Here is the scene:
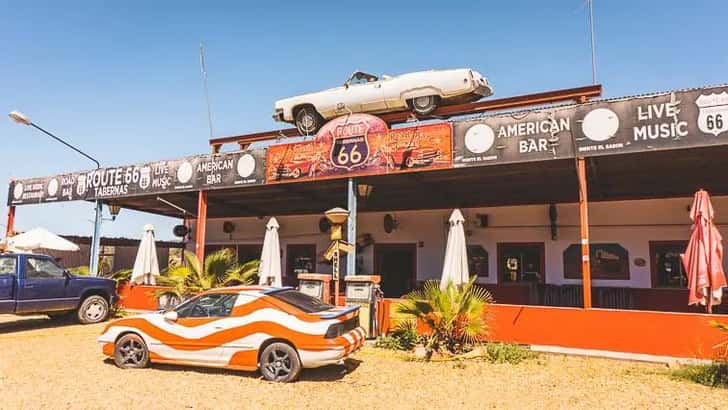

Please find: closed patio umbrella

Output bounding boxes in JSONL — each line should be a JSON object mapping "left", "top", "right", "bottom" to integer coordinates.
{"left": 131, "top": 224, "right": 160, "bottom": 285}
{"left": 259, "top": 217, "right": 282, "bottom": 287}
{"left": 2, "top": 227, "right": 80, "bottom": 252}
{"left": 440, "top": 209, "right": 469, "bottom": 290}
{"left": 682, "top": 190, "right": 727, "bottom": 313}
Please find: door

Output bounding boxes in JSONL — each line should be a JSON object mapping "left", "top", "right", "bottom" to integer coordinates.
{"left": 338, "top": 73, "right": 386, "bottom": 113}
{"left": 0, "top": 255, "right": 17, "bottom": 314}
{"left": 650, "top": 241, "right": 689, "bottom": 288}
{"left": 16, "top": 255, "right": 76, "bottom": 313}
{"left": 374, "top": 244, "right": 416, "bottom": 297}
{"left": 286, "top": 244, "right": 316, "bottom": 287}
{"left": 168, "top": 293, "right": 240, "bottom": 364}
{"left": 497, "top": 243, "right": 545, "bottom": 284}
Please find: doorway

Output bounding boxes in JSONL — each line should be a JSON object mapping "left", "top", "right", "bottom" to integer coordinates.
{"left": 649, "top": 241, "right": 688, "bottom": 288}
{"left": 497, "top": 242, "right": 545, "bottom": 284}
{"left": 286, "top": 244, "right": 316, "bottom": 287}
{"left": 374, "top": 244, "right": 416, "bottom": 297}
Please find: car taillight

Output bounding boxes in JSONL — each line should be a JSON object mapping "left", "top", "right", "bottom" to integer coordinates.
{"left": 325, "top": 323, "right": 345, "bottom": 339}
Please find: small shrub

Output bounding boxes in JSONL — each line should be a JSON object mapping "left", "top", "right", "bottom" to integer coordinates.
{"left": 375, "top": 320, "right": 421, "bottom": 351}
{"left": 485, "top": 343, "right": 538, "bottom": 364}
{"left": 672, "top": 363, "right": 728, "bottom": 388}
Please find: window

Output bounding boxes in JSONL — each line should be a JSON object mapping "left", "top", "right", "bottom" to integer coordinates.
{"left": 176, "top": 293, "right": 238, "bottom": 318}
{"left": 467, "top": 245, "right": 489, "bottom": 277}
{"left": 498, "top": 243, "right": 544, "bottom": 283}
{"left": 348, "top": 71, "right": 378, "bottom": 85}
{"left": 563, "top": 243, "right": 630, "bottom": 280}
{"left": 286, "top": 244, "right": 316, "bottom": 278}
{"left": 25, "top": 257, "right": 66, "bottom": 279}
{"left": 0, "top": 257, "right": 16, "bottom": 275}
{"left": 650, "top": 241, "right": 688, "bottom": 288}
{"left": 270, "top": 289, "right": 333, "bottom": 313}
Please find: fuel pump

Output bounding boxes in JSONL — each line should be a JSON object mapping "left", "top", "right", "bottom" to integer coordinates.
{"left": 344, "top": 275, "right": 382, "bottom": 339}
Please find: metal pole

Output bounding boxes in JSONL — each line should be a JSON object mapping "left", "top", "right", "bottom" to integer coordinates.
{"left": 5, "top": 205, "right": 15, "bottom": 239}
{"left": 577, "top": 157, "right": 592, "bottom": 308}
{"left": 89, "top": 201, "right": 102, "bottom": 275}
{"left": 195, "top": 191, "right": 208, "bottom": 264}
{"left": 588, "top": 0, "right": 597, "bottom": 84}
{"left": 347, "top": 178, "right": 357, "bottom": 276}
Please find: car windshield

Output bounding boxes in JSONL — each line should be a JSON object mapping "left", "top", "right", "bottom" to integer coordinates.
{"left": 270, "top": 289, "right": 333, "bottom": 313}
{"left": 348, "top": 71, "right": 378, "bottom": 85}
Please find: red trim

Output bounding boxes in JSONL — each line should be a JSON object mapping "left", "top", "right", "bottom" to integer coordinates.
{"left": 195, "top": 191, "right": 208, "bottom": 263}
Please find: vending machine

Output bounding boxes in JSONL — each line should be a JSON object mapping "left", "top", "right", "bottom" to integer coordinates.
{"left": 344, "top": 275, "right": 382, "bottom": 339}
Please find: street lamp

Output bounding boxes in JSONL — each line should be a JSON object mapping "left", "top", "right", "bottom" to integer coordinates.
{"left": 8, "top": 110, "right": 105, "bottom": 276}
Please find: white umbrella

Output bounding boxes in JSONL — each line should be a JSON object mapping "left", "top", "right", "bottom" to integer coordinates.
{"left": 131, "top": 224, "right": 160, "bottom": 285}
{"left": 2, "top": 227, "right": 80, "bottom": 252}
{"left": 440, "top": 209, "right": 469, "bottom": 290}
{"left": 258, "top": 217, "right": 282, "bottom": 287}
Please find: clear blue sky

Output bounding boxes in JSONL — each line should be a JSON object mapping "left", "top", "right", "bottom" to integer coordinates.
{"left": 1, "top": 0, "right": 726, "bottom": 241}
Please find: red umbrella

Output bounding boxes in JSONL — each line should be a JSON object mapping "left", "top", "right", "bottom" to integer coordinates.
{"left": 682, "top": 190, "right": 727, "bottom": 313}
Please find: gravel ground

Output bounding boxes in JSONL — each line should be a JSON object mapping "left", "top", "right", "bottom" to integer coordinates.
{"left": 1, "top": 314, "right": 727, "bottom": 410}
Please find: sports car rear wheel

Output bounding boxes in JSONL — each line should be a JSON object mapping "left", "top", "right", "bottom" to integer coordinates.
{"left": 113, "top": 334, "right": 150, "bottom": 369}
{"left": 409, "top": 95, "right": 440, "bottom": 116}
{"left": 295, "top": 106, "right": 323, "bottom": 135}
{"left": 260, "top": 342, "right": 301, "bottom": 383}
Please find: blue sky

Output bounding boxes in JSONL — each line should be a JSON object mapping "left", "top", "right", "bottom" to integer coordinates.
{"left": 1, "top": 0, "right": 726, "bottom": 241}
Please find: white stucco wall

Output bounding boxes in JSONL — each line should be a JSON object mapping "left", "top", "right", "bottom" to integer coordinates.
{"left": 191, "top": 196, "right": 728, "bottom": 289}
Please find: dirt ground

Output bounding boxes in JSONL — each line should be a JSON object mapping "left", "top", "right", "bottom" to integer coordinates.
{"left": 1, "top": 314, "right": 727, "bottom": 409}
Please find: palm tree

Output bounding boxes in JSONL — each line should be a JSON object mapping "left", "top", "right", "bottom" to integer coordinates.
{"left": 157, "top": 248, "right": 260, "bottom": 299}
{"left": 396, "top": 276, "right": 493, "bottom": 354}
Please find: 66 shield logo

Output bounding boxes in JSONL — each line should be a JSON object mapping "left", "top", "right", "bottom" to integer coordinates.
{"left": 330, "top": 120, "right": 370, "bottom": 170}
{"left": 696, "top": 92, "right": 728, "bottom": 137}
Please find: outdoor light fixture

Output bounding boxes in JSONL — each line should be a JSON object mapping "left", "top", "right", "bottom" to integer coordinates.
{"left": 108, "top": 204, "right": 122, "bottom": 221}
{"left": 8, "top": 111, "right": 31, "bottom": 126}
{"left": 325, "top": 207, "right": 350, "bottom": 240}
{"left": 357, "top": 183, "right": 373, "bottom": 199}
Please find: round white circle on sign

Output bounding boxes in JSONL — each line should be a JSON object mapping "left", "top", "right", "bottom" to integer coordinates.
{"left": 47, "top": 179, "right": 59, "bottom": 196}
{"left": 464, "top": 123, "right": 495, "bottom": 154}
{"left": 582, "top": 108, "right": 619, "bottom": 142}
{"left": 237, "top": 154, "right": 256, "bottom": 178}
{"left": 13, "top": 182, "right": 24, "bottom": 200}
{"left": 177, "top": 162, "right": 193, "bottom": 183}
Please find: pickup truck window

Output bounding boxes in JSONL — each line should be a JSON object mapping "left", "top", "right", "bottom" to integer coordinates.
{"left": 0, "top": 256, "right": 16, "bottom": 275}
{"left": 26, "top": 257, "right": 65, "bottom": 279}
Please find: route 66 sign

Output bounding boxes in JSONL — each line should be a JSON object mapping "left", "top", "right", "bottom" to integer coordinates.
{"left": 330, "top": 120, "right": 370, "bottom": 171}
{"left": 696, "top": 92, "right": 728, "bottom": 137}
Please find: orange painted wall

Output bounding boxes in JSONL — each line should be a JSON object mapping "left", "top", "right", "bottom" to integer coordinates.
{"left": 117, "top": 283, "right": 172, "bottom": 311}
{"left": 381, "top": 299, "right": 728, "bottom": 359}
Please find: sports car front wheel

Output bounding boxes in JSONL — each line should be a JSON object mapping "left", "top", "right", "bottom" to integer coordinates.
{"left": 409, "top": 95, "right": 440, "bottom": 116}
{"left": 260, "top": 342, "right": 301, "bottom": 382}
{"left": 295, "top": 106, "right": 323, "bottom": 136}
{"left": 113, "top": 333, "right": 150, "bottom": 369}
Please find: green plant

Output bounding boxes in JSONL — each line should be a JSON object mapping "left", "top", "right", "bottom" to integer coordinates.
{"left": 672, "top": 363, "right": 728, "bottom": 388}
{"left": 110, "top": 269, "right": 132, "bottom": 284}
{"left": 68, "top": 266, "right": 90, "bottom": 276}
{"left": 156, "top": 249, "right": 260, "bottom": 299}
{"left": 484, "top": 343, "right": 538, "bottom": 364}
{"left": 396, "top": 276, "right": 493, "bottom": 354}
{"left": 375, "top": 320, "right": 421, "bottom": 351}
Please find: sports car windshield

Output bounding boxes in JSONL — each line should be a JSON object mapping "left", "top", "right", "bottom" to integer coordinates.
{"left": 270, "top": 289, "right": 333, "bottom": 313}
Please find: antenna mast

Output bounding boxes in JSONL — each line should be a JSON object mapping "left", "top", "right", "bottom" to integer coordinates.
{"left": 199, "top": 42, "right": 215, "bottom": 139}
{"left": 588, "top": 0, "right": 597, "bottom": 84}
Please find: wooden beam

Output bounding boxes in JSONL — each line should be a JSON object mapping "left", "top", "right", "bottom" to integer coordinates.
{"left": 5, "top": 205, "right": 15, "bottom": 238}
{"left": 195, "top": 191, "right": 208, "bottom": 263}
{"left": 576, "top": 157, "right": 593, "bottom": 309}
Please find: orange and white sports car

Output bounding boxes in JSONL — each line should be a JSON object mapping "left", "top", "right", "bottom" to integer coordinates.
{"left": 98, "top": 287, "right": 365, "bottom": 382}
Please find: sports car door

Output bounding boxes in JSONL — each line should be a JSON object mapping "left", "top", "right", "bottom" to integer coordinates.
{"left": 166, "top": 293, "right": 239, "bottom": 365}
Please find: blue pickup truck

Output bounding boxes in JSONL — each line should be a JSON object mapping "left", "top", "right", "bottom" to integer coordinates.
{"left": 0, "top": 253, "right": 118, "bottom": 324}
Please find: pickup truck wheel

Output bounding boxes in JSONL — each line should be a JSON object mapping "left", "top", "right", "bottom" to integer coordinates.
{"left": 114, "top": 334, "right": 150, "bottom": 369}
{"left": 409, "top": 95, "right": 440, "bottom": 116}
{"left": 295, "top": 106, "right": 323, "bottom": 136}
{"left": 77, "top": 295, "right": 109, "bottom": 324}
{"left": 260, "top": 342, "right": 301, "bottom": 383}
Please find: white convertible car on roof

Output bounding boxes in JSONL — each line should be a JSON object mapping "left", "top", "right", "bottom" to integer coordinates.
{"left": 273, "top": 68, "right": 493, "bottom": 135}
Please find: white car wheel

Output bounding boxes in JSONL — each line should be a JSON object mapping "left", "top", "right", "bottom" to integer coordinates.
{"left": 295, "top": 106, "right": 323, "bottom": 135}
{"left": 410, "top": 95, "right": 439, "bottom": 116}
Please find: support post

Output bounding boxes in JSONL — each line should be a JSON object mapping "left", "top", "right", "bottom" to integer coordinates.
{"left": 195, "top": 191, "right": 208, "bottom": 264}
{"left": 577, "top": 157, "right": 592, "bottom": 308}
{"left": 88, "top": 201, "right": 103, "bottom": 276}
{"left": 5, "top": 205, "right": 15, "bottom": 239}
{"left": 347, "top": 178, "right": 357, "bottom": 276}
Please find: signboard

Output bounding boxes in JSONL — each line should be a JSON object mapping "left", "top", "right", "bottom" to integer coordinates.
{"left": 572, "top": 85, "right": 728, "bottom": 156}
{"left": 7, "top": 149, "right": 266, "bottom": 206}
{"left": 453, "top": 108, "right": 575, "bottom": 167}
{"left": 266, "top": 114, "right": 452, "bottom": 183}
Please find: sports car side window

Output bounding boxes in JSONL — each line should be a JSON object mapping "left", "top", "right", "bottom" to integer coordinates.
{"left": 185, "top": 294, "right": 238, "bottom": 318}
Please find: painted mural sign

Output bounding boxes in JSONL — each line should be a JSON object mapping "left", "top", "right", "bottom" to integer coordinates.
{"left": 265, "top": 114, "right": 452, "bottom": 183}
{"left": 572, "top": 85, "right": 728, "bottom": 156}
{"left": 7, "top": 149, "right": 266, "bottom": 206}
{"left": 453, "top": 108, "right": 575, "bottom": 167}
